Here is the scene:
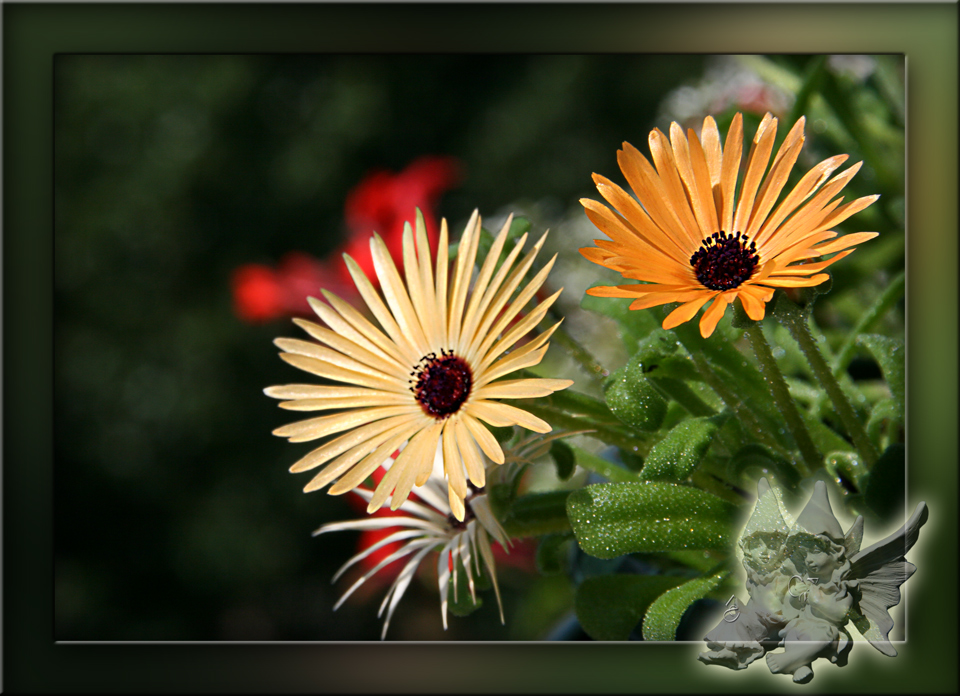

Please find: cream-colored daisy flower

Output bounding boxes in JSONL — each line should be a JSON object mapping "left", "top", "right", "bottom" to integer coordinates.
{"left": 581, "top": 112, "right": 879, "bottom": 338}
{"left": 266, "top": 209, "right": 573, "bottom": 521}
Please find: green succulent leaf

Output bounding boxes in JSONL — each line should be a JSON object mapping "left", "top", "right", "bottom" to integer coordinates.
{"left": 824, "top": 450, "right": 869, "bottom": 493}
{"left": 549, "top": 440, "right": 576, "bottom": 481}
{"left": 668, "top": 320, "right": 783, "bottom": 435}
{"left": 866, "top": 398, "right": 902, "bottom": 445}
{"left": 566, "top": 482, "right": 739, "bottom": 559}
{"left": 446, "top": 558, "right": 487, "bottom": 617}
{"left": 726, "top": 443, "right": 802, "bottom": 492}
{"left": 604, "top": 346, "right": 669, "bottom": 432}
{"left": 447, "top": 592, "right": 483, "bottom": 617}
{"left": 641, "top": 414, "right": 728, "bottom": 482}
{"left": 856, "top": 334, "right": 905, "bottom": 417}
{"left": 575, "top": 574, "right": 688, "bottom": 641}
{"left": 490, "top": 485, "right": 572, "bottom": 538}
{"left": 641, "top": 571, "right": 728, "bottom": 641}
{"left": 801, "top": 412, "right": 856, "bottom": 456}
{"left": 535, "top": 533, "right": 573, "bottom": 576}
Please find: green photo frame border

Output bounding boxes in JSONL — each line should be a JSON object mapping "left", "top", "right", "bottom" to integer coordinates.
{"left": 4, "top": 2, "right": 956, "bottom": 693}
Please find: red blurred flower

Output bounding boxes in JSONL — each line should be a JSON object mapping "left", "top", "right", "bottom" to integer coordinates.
{"left": 232, "top": 156, "right": 461, "bottom": 324}
{"left": 231, "top": 252, "right": 354, "bottom": 324}
{"left": 337, "top": 155, "right": 462, "bottom": 283}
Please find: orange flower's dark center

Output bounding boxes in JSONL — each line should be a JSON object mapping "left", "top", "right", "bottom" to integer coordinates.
{"left": 690, "top": 231, "right": 760, "bottom": 291}
{"left": 410, "top": 349, "right": 472, "bottom": 418}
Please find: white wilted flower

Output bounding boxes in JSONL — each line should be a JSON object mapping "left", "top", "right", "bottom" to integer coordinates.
{"left": 314, "top": 444, "right": 511, "bottom": 640}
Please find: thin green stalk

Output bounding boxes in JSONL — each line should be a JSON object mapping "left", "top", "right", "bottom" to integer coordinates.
{"left": 832, "top": 271, "right": 905, "bottom": 375}
{"left": 743, "top": 323, "right": 821, "bottom": 475}
{"left": 569, "top": 445, "right": 641, "bottom": 483}
{"left": 687, "top": 351, "right": 795, "bottom": 466}
{"left": 546, "top": 315, "right": 610, "bottom": 385}
{"left": 516, "top": 401, "right": 651, "bottom": 457}
{"left": 649, "top": 376, "right": 716, "bottom": 418}
{"left": 775, "top": 308, "right": 879, "bottom": 467}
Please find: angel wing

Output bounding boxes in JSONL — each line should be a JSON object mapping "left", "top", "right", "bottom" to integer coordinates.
{"left": 845, "top": 502, "right": 928, "bottom": 656}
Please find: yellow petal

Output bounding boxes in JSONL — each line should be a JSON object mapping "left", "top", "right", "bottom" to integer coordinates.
{"left": 344, "top": 253, "right": 420, "bottom": 363}
{"left": 442, "top": 422, "right": 468, "bottom": 506}
{"left": 331, "top": 420, "right": 423, "bottom": 497}
{"left": 272, "top": 405, "right": 419, "bottom": 443}
{"left": 745, "top": 116, "right": 805, "bottom": 238}
{"left": 447, "top": 210, "right": 481, "bottom": 348}
{"left": 371, "top": 232, "right": 430, "bottom": 357}
{"left": 278, "top": 353, "right": 406, "bottom": 392}
{"left": 288, "top": 414, "right": 415, "bottom": 474}
{"left": 315, "top": 292, "right": 409, "bottom": 370}
{"left": 302, "top": 417, "right": 422, "bottom": 491}
{"left": 468, "top": 400, "right": 552, "bottom": 433}
{"left": 453, "top": 416, "right": 486, "bottom": 488}
{"left": 461, "top": 412, "right": 505, "bottom": 465}
{"left": 474, "top": 378, "right": 573, "bottom": 400}
{"left": 459, "top": 214, "right": 514, "bottom": 349}
{"left": 291, "top": 318, "right": 404, "bottom": 377}
{"left": 737, "top": 285, "right": 770, "bottom": 321}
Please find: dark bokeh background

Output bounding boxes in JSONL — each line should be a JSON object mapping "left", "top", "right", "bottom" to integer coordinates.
{"left": 54, "top": 54, "right": 708, "bottom": 641}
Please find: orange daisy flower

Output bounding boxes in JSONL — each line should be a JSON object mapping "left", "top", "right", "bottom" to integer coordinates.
{"left": 580, "top": 112, "right": 879, "bottom": 338}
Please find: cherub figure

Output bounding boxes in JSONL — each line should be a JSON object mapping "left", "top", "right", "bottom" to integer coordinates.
{"left": 700, "top": 479, "right": 928, "bottom": 684}
{"left": 699, "top": 478, "right": 792, "bottom": 669}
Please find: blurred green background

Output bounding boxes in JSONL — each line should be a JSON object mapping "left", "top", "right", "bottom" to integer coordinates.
{"left": 55, "top": 54, "right": 714, "bottom": 641}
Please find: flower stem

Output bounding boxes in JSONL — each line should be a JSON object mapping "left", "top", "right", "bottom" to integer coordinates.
{"left": 831, "top": 271, "right": 905, "bottom": 375}
{"left": 773, "top": 303, "right": 879, "bottom": 467}
{"left": 743, "top": 322, "right": 821, "bottom": 475}
{"left": 545, "top": 311, "right": 610, "bottom": 385}
{"left": 686, "top": 351, "right": 795, "bottom": 467}
{"left": 516, "top": 400, "right": 651, "bottom": 457}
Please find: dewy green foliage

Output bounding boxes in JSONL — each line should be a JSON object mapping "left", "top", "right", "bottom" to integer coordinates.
{"left": 605, "top": 363, "right": 668, "bottom": 432}
{"left": 641, "top": 415, "right": 728, "bottom": 481}
{"left": 575, "top": 574, "right": 688, "bottom": 641}
{"left": 489, "top": 484, "right": 572, "bottom": 538}
{"left": 856, "top": 334, "right": 905, "bottom": 417}
{"left": 566, "top": 482, "right": 738, "bottom": 558}
{"left": 641, "top": 572, "right": 728, "bottom": 641}
{"left": 549, "top": 440, "right": 576, "bottom": 481}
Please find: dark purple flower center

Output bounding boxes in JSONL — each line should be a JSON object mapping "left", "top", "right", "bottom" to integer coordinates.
{"left": 410, "top": 349, "right": 472, "bottom": 418}
{"left": 690, "top": 230, "right": 760, "bottom": 291}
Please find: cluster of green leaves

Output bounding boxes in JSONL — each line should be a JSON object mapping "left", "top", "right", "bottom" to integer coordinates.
{"left": 481, "top": 282, "right": 904, "bottom": 640}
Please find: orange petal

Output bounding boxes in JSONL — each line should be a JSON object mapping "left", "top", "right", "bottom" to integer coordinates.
{"left": 699, "top": 293, "right": 734, "bottom": 338}
{"left": 662, "top": 293, "right": 714, "bottom": 330}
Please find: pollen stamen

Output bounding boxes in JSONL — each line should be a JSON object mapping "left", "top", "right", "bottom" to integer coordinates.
{"left": 410, "top": 350, "right": 472, "bottom": 419}
{"left": 690, "top": 230, "right": 760, "bottom": 291}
